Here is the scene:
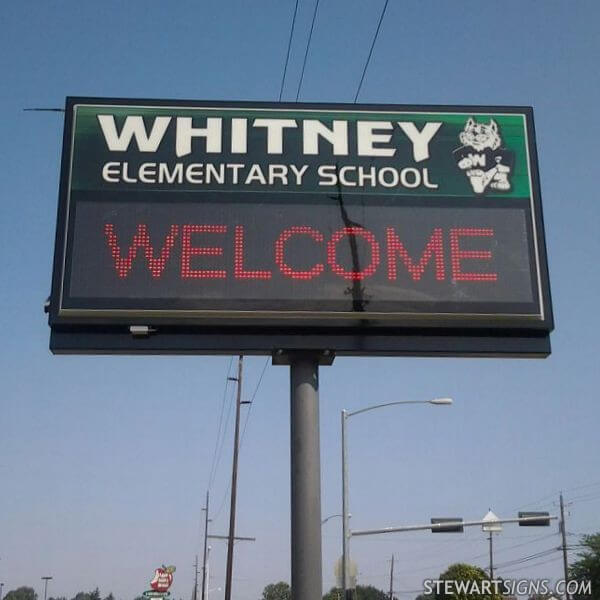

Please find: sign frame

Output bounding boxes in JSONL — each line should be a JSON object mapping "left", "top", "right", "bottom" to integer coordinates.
{"left": 48, "top": 97, "right": 553, "bottom": 356}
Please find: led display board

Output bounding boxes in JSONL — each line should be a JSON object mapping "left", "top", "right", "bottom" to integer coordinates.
{"left": 48, "top": 98, "right": 553, "bottom": 356}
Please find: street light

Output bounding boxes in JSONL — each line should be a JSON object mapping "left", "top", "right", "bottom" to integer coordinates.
{"left": 341, "top": 398, "right": 453, "bottom": 600}
{"left": 41, "top": 577, "right": 53, "bottom": 600}
{"left": 322, "top": 513, "right": 348, "bottom": 525}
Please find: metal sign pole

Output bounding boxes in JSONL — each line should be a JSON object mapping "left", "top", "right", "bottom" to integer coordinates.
{"left": 289, "top": 353, "right": 324, "bottom": 600}
{"left": 341, "top": 410, "right": 350, "bottom": 600}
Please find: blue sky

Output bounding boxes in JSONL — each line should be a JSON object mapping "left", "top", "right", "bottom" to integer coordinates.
{"left": 1, "top": 1, "right": 599, "bottom": 599}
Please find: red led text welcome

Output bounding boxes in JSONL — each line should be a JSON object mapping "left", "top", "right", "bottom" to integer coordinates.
{"left": 103, "top": 224, "right": 498, "bottom": 283}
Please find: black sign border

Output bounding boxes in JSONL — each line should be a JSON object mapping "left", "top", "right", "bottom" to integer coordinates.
{"left": 48, "top": 97, "right": 553, "bottom": 356}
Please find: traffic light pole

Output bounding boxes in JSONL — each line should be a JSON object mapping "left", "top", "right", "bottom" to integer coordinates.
{"left": 352, "top": 515, "right": 557, "bottom": 537}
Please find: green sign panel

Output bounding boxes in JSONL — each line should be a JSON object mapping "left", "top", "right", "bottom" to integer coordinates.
{"left": 70, "top": 105, "right": 531, "bottom": 198}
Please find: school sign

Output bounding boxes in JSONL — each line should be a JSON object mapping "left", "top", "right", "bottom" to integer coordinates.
{"left": 48, "top": 98, "right": 553, "bottom": 356}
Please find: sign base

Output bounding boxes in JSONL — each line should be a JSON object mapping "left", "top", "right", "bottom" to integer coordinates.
{"left": 50, "top": 327, "right": 550, "bottom": 357}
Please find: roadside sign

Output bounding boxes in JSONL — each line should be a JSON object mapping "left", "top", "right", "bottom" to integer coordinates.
{"left": 48, "top": 98, "right": 553, "bottom": 356}
{"left": 482, "top": 509, "right": 503, "bottom": 532}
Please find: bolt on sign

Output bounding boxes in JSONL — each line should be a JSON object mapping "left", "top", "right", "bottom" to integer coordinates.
{"left": 48, "top": 98, "right": 553, "bottom": 356}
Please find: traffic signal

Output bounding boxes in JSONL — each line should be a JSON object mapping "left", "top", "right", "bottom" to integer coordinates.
{"left": 431, "top": 518, "right": 464, "bottom": 533}
{"left": 518, "top": 511, "right": 551, "bottom": 526}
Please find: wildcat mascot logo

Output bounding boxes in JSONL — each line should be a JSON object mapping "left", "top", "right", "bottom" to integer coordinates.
{"left": 453, "top": 118, "right": 514, "bottom": 194}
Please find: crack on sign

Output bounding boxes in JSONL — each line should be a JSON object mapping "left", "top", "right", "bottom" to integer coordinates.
{"left": 329, "top": 165, "right": 372, "bottom": 317}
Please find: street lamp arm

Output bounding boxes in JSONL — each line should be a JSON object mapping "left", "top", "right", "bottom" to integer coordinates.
{"left": 322, "top": 513, "right": 344, "bottom": 524}
{"left": 347, "top": 398, "right": 451, "bottom": 418}
{"left": 341, "top": 396, "right": 452, "bottom": 599}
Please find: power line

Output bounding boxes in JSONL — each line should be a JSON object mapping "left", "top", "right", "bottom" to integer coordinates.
{"left": 467, "top": 533, "right": 557, "bottom": 562}
{"left": 208, "top": 357, "right": 233, "bottom": 486}
{"left": 493, "top": 547, "right": 560, "bottom": 570}
{"left": 498, "top": 554, "right": 562, "bottom": 575}
{"left": 569, "top": 491, "right": 600, "bottom": 503}
{"left": 565, "top": 480, "right": 600, "bottom": 493}
{"left": 353, "top": 0, "right": 390, "bottom": 103}
{"left": 212, "top": 359, "right": 269, "bottom": 521}
{"left": 240, "top": 357, "right": 269, "bottom": 447}
{"left": 208, "top": 357, "right": 235, "bottom": 489}
{"left": 295, "top": 0, "right": 321, "bottom": 101}
{"left": 279, "top": 0, "right": 300, "bottom": 102}
{"left": 210, "top": 381, "right": 237, "bottom": 491}
{"left": 375, "top": 533, "right": 558, "bottom": 577}
{"left": 212, "top": 472, "right": 233, "bottom": 522}
{"left": 511, "top": 479, "right": 600, "bottom": 512}
{"left": 511, "top": 491, "right": 558, "bottom": 511}
{"left": 199, "top": 358, "right": 235, "bottom": 555}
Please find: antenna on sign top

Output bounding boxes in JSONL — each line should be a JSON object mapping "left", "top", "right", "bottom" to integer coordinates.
{"left": 23, "top": 108, "right": 65, "bottom": 112}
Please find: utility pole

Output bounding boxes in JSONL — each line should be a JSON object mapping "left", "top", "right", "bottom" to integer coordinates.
{"left": 224, "top": 355, "right": 244, "bottom": 600}
{"left": 488, "top": 532, "right": 494, "bottom": 579}
{"left": 389, "top": 554, "right": 394, "bottom": 600}
{"left": 41, "top": 577, "right": 52, "bottom": 600}
{"left": 560, "top": 492, "right": 569, "bottom": 600}
{"left": 205, "top": 546, "right": 211, "bottom": 600}
{"left": 192, "top": 555, "right": 198, "bottom": 600}
{"left": 201, "top": 490, "right": 210, "bottom": 600}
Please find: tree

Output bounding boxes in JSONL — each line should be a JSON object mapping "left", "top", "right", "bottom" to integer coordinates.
{"left": 323, "top": 586, "right": 391, "bottom": 600}
{"left": 355, "top": 586, "right": 393, "bottom": 600}
{"left": 3, "top": 588, "right": 37, "bottom": 600}
{"left": 261, "top": 582, "right": 291, "bottom": 600}
{"left": 70, "top": 588, "right": 102, "bottom": 600}
{"left": 435, "top": 563, "right": 498, "bottom": 600}
{"left": 570, "top": 532, "right": 600, "bottom": 600}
